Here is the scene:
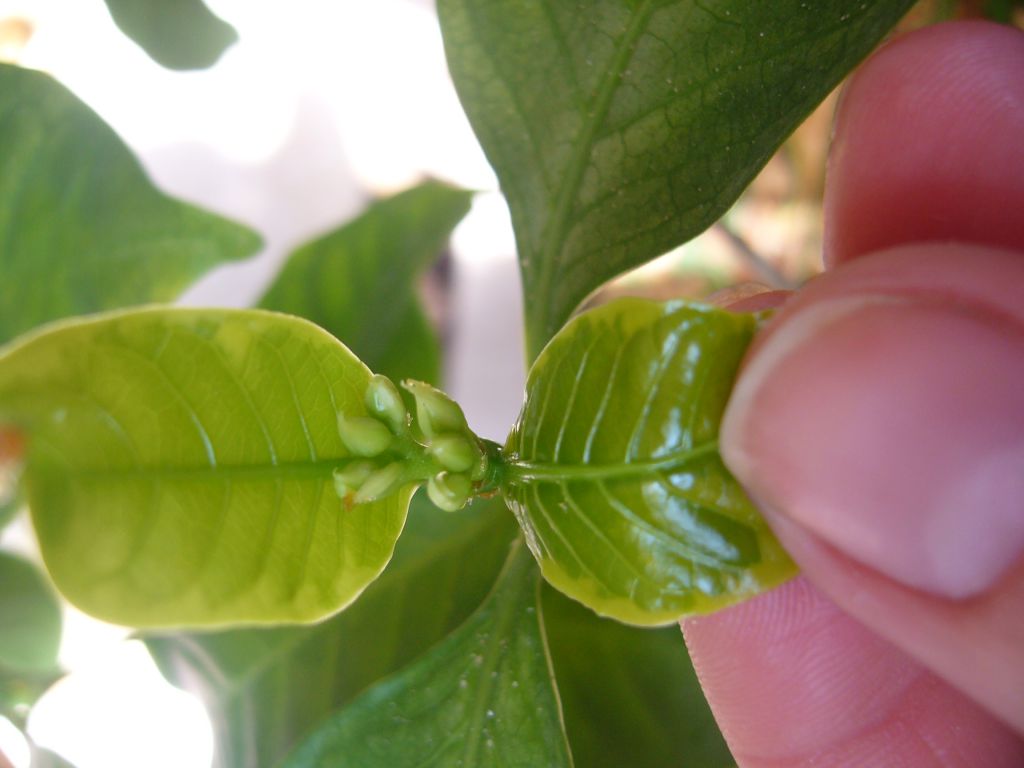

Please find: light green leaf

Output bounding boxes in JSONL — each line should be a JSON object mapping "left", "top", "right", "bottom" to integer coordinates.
{"left": 543, "top": 585, "right": 732, "bottom": 767}
{"left": 259, "top": 181, "right": 473, "bottom": 386}
{"left": 0, "top": 64, "right": 261, "bottom": 344}
{"left": 437, "top": 0, "right": 913, "bottom": 354}
{"left": 0, "top": 552, "right": 62, "bottom": 675}
{"left": 0, "top": 308, "right": 411, "bottom": 627}
{"left": 502, "top": 299, "right": 795, "bottom": 625}
{"left": 282, "top": 541, "right": 573, "bottom": 768}
{"left": 30, "top": 745, "right": 77, "bottom": 768}
{"left": 145, "top": 493, "right": 517, "bottom": 768}
{"left": 103, "top": 0, "right": 238, "bottom": 70}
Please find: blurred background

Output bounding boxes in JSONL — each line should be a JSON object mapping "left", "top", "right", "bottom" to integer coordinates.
{"left": 0, "top": 1, "right": 1020, "bottom": 766}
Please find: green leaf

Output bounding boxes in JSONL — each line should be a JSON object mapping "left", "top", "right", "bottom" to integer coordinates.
{"left": 0, "top": 429, "right": 23, "bottom": 532}
{"left": 282, "top": 541, "right": 573, "bottom": 768}
{"left": 982, "top": 0, "right": 1024, "bottom": 23}
{"left": 259, "top": 181, "right": 473, "bottom": 386}
{"left": 542, "top": 585, "right": 732, "bottom": 767}
{"left": 0, "top": 483, "right": 20, "bottom": 533}
{"left": 437, "top": 0, "right": 913, "bottom": 354}
{"left": 0, "top": 552, "right": 62, "bottom": 675}
{"left": 103, "top": 0, "right": 238, "bottom": 70}
{"left": 0, "top": 64, "right": 261, "bottom": 344}
{"left": 146, "top": 493, "right": 517, "bottom": 768}
{"left": 0, "top": 308, "right": 411, "bottom": 627}
{"left": 30, "top": 746, "right": 77, "bottom": 768}
{"left": 502, "top": 299, "right": 795, "bottom": 625}
{"left": 0, "top": 667, "right": 63, "bottom": 729}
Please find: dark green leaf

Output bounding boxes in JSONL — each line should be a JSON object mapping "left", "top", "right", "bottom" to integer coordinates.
{"left": 103, "top": 0, "right": 238, "bottom": 70}
{"left": 0, "top": 308, "right": 412, "bottom": 627}
{"left": 146, "top": 493, "right": 517, "bottom": 768}
{"left": 503, "top": 299, "right": 795, "bottom": 624}
{"left": 978, "top": 0, "right": 1024, "bottom": 23}
{"left": 0, "top": 552, "right": 61, "bottom": 674}
{"left": 0, "top": 64, "right": 261, "bottom": 344}
{"left": 543, "top": 585, "right": 732, "bottom": 767}
{"left": 259, "top": 181, "right": 473, "bottom": 386}
{"left": 282, "top": 541, "right": 573, "bottom": 768}
{"left": 437, "top": 0, "right": 913, "bottom": 354}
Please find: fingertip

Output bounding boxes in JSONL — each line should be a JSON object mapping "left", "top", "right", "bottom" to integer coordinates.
{"left": 721, "top": 245, "right": 1024, "bottom": 600}
{"left": 682, "top": 578, "right": 1024, "bottom": 765}
{"left": 763, "top": 511, "right": 1024, "bottom": 736}
{"left": 825, "top": 21, "right": 1024, "bottom": 267}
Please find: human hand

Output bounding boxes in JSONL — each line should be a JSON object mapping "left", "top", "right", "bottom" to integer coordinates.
{"left": 683, "top": 21, "right": 1024, "bottom": 766}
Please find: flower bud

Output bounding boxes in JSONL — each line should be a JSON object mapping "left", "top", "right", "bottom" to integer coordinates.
{"left": 402, "top": 380, "right": 467, "bottom": 439}
{"left": 428, "top": 434, "right": 480, "bottom": 473}
{"left": 332, "top": 461, "right": 376, "bottom": 498}
{"left": 354, "top": 462, "right": 405, "bottom": 505}
{"left": 337, "top": 413, "right": 393, "bottom": 457}
{"left": 364, "top": 375, "right": 407, "bottom": 431}
{"left": 426, "top": 471, "right": 472, "bottom": 512}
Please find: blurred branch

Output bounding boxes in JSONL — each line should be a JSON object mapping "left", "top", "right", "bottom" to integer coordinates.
{"left": 714, "top": 221, "right": 797, "bottom": 290}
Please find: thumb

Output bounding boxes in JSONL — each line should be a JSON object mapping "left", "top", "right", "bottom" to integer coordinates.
{"left": 720, "top": 243, "right": 1024, "bottom": 732}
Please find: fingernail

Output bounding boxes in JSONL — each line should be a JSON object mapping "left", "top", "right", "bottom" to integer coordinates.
{"left": 722, "top": 296, "right": 1024, "bottom": 598}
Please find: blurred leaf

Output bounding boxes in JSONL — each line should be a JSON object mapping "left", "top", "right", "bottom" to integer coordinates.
{"left": 146, "top": 493, "right": 517, "bottom": 768}
{"left": 543, "top": 586, "right": 732, "bottom": 767}
{"left": 0, "top": 428, "right": 24, "bottom": 532}
{"left": 0, "top": 308, "right": 411, "bottom": 627}
{"left": 0, "top": 667, "right": 61, "bottom": 725}
{"left": 259, "top": 181, "right": 473, "bottom": 386}
{"left": 0, "top": 483, "right": 19, "bottom": 533}
{"left": 282, "top": 541, "right": 573, "bottom": 768}
{"left": 983, "top": 0, "right": 1024, "bottom": 22}
{"left": 31, "top": 748, "right": 77, "bottom": 768}
{"left": 438, "top": 0, "right": 914, "bottom": 354}
{"left": 0, "top": 64, "right": 261, "bottom": 344}
{"left": 104, "top": 0, "right": 238, "bottom": 70}
{"left": 503, "top": 299, "right": 795, "bottom": 624}
{"left": 0, "top": 552, "right": 61, "bottom": 675}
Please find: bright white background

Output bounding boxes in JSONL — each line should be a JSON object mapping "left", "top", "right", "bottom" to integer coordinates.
{"left": 0, "top": 1, "right": 528, "bottom": 765}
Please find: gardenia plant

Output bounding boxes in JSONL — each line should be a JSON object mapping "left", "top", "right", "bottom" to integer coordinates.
{"left": 0, "top": 1, "right": 921, "bottom": 765}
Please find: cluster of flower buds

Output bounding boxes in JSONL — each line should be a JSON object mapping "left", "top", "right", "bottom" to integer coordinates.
{"left": 332, "top": 375, "right": 493, "bottom": 512}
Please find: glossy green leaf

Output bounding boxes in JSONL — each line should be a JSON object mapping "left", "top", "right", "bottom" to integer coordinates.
{"left": 0, "top": 552, "right": 62, "bottom": 675}
{"left": 543, "top": 585, "right": 732, "bottom": 767}
{"left": 503, "top": 299, "right": 795, "bottom": 625}
{"left": 146, "top": 493, "right": 517, "bottom": 768}
{"left": 103, "top": 0, "right": 238, "bottom": 70}
{"left": 437, "top": 0, "right": 913, "bottom": 354}
{"left": 0, "top": 64, "right": 261, "bottom": 344}
{"left": 259, "top": 181, "right": 473, "bottom": 386}
{"left": 283, "top": 541, "right": 573, "bottom": 768}
{"left": 0, "top": 308, "right": 411, "bottom": 627}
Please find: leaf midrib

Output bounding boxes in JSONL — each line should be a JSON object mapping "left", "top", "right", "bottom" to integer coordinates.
{"left": 32, "top": 458, "right": 345, "bottom": 482}
{"left": 461, "top": 543, "right": 535, "bottom": 765}
{"left": 505, "top": 440, "right": 719, "bottom": 483}
{"left": 530, "top": 0, "right": 655, "bottom": 353}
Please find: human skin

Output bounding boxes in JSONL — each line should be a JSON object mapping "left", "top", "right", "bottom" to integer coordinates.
{"left": 682, "top": 21, "right": 1024, "bottom": 767}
